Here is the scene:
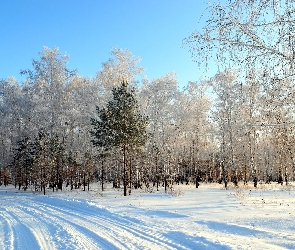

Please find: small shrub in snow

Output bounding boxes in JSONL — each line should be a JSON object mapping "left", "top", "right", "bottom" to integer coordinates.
{"left": 167, "top": 187, "right": 184, "bottom": 197}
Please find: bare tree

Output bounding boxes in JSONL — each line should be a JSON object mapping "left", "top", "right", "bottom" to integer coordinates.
{"left": 184, "top": 0, "right": 295, "bottom": 79}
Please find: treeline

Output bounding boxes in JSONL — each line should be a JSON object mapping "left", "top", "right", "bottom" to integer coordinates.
{"left": 183, "top": 0, "right": 295, "bottom": 188}
{"left": 0, "top": 47, "right": 212, "bottom": 195}
{"left": 1, "top": 45, "right": 295, "bottom": 195}
{"left": 10, "top": 130, "right": 95, "bottom": 194}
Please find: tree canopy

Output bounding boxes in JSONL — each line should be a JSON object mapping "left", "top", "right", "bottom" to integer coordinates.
{"left": 90, "top": 81, "right": 148, "bottom": 195}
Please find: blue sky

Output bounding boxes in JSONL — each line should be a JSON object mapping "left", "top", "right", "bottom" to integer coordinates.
{"left": 0, "top": 0, "right": 212, "bottom": 88}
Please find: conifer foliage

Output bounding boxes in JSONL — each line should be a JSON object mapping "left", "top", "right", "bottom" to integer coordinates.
{"left": 90, "top": 81, "right": 148, "bottom": 196}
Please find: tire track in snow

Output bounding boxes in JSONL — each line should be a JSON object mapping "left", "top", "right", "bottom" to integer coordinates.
{"left": 2, "top": 192, "right": 222, "bottom": 250}
{"left": 7, "top": 206, "right": 56, "bottom": 250}
{"left": 0, "top": 209, "right": 14, "bottom": 250}
{"left": 68, "top": 211, "right": 177, "bottom": 250}
{"left": 2, "top": 207, "right": 40, "bottom": 250}
{"left": 26, "top": 200, "right": 154, "bottom": 249}
{"left": 17, "top": 204, "right": 87, "bottom": 250}
{"left": 1, "top": 195, "right": 100, "bottom": 250}
{"left": 32, "top": 197, "right": 183, "bottom": 249}
{"left": 1, "top": 193, "right": 224, "bottom": 250}
{"left": 21, "top": 201, "right": 119, "bottom": 250}
{"left": 17, "top": 205, "right": 73, "bottom": 250}
{"left": 14, "top": 206, "right": 86, "bottom": 249}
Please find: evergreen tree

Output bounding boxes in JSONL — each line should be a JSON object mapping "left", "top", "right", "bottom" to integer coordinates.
{"left": 32, "top": 130, "right": 50, "bottom": 195}
{"left": 12, "top": 137, "right": 34, "bottom": 190}
{"left": 90, "top": 81, "right": 148, "bottom": 196}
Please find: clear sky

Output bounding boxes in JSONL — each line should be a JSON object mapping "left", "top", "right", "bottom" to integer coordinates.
{"left": 0, "top": 0, "right": 211, "bottom": 88}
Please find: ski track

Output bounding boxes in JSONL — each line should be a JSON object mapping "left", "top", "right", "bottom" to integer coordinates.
{"left": 6, "top": 206, "right": 56, "bottom": 250}
{"left": 28, "top": 197, "right": 182, "bottom": 249}
{"left": 0, "top": 194, "right": 185, "bottom": 250}
{"left": 1, "top": 207, "right": 40, "bottom": 250}
{"left": 1, "top": 188, "right": 295, "bottom": 250}
{"left": 16, "top": 202, "right": 112, "bottom": 250}
{"left": 0, "top": 209, "right": 14, "bottom": 250}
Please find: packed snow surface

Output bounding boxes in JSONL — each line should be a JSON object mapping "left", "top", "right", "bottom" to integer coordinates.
{"left": 0, "top": 183, "right": 295, "bottom": 249}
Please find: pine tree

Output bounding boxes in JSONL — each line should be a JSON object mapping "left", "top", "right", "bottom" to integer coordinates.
{"left": 32, "top": 130, "right": 50, "bottom": 195}
{"left": 12, "top": 137, "right": 34, "bottom": 191}
{"left": 90, "top": 81, "right": 148, "bottom": 196}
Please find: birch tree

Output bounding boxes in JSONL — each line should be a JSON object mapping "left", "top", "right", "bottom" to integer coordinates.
{"left": 184, "top": 0, "right": 295, "bottom": 185}
{"left": 0, "top": 77, "right": 32, "bottom": 169}
{"left": 209, "top": 69, "right": 244, "bottom": 187}
{"left": 20, "top": 47, "right": 77, "bottom": 139}
{"left": 94, "top": 48, "right": 145, "bottom": 103}
{"left": 138, "top": 73, "right": 179, "bottom": 190}
{"left": 175, "top": 81, "right": 212, "bottom": 186}
{"left": 184, "top": 0, "right": 295, "bottom": 79}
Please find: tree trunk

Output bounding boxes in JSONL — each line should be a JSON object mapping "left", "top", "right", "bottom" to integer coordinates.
{"left": 164, "top": 176, "right": 167, "bottom": 192}
{"left": 101, "top": 161, "right": 104, "bottom": 191}
{"left": 156, "top": 155, "right": 159, "bottom": 191}
{"left": 129, "top": 157, "right": 132, "bottom": 195}
{"left": 123, "top": 144, "right": 127, "bottom": 196}
{"left": 196, "top": 170, "right": 200, "bottom": 188}
{"left": 222, "top": 161, "right": 228, "bottom": 189}
{"left": 83, "top": 172, "right": 86, "bottom": 191}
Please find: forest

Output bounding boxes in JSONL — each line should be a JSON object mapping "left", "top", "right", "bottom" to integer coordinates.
{"left": 1, "top": 0, "right": 295, "bottom": 195}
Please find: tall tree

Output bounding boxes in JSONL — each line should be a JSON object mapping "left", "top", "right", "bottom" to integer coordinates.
{"left": 184, "top": 0, "right": 295, "bottom": 79}
{"left": 96, "top": 48, "right": 144, "bottom": 88}
{"left": 138, "top": 73, "right": 179, "bottom": 189}
{"left": 12, "top": 137, "right": 34, "bottom": 190}
{"left": 20, "top": 46, "right": 77, "bottom": 140}
{"left": 0, "top": 77, "right": 32, "bottom": 169}
{"left": 90, "top": 81, "right": 148, "bottom": 196}
{"left": 184, "top": 0, "right": 295, "bottom": 186}
{"left": 209, "top": 69, "right": 242, "bottom": 188}
{"left": 94, "top": 48, "right": 145, "bottom": 104}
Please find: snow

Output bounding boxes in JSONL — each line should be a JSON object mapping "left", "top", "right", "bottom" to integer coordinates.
{"left": 0, "top": 183, "right": 295, "bottom": 249}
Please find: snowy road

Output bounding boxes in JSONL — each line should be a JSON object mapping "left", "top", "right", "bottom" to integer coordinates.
{"left": 0, "top": 184, "right": 295, "bottom": 249}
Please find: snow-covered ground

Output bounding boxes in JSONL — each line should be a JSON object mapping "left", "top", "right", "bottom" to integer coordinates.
{"left": 0, "top": 182, "right": 294, "bottom": 250}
